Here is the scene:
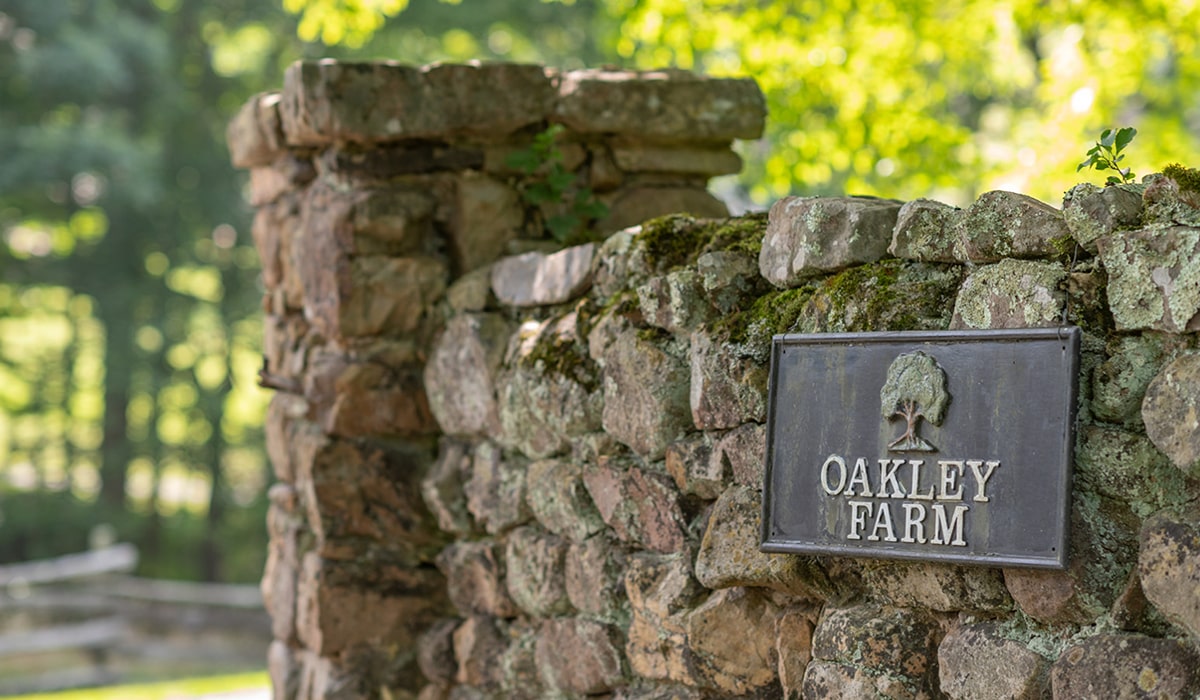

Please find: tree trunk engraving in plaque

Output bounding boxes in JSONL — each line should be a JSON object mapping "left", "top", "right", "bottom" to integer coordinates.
{"left": 880, "top": 351, "right": 949, "bottom": 452}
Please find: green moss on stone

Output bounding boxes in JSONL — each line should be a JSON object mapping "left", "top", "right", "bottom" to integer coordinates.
{"left": 1163, "top": 163, "right": 1200, "bottom": 193}
{"left": 634, "top": 212, "right": 769, "bottom": 272}
{"left": 521, "top": 325, "right": 600, "bottom": 393}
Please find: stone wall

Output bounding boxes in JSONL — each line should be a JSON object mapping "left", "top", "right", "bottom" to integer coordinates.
{"left": 229, "top": 60, "right": 1200, "bottom": 699}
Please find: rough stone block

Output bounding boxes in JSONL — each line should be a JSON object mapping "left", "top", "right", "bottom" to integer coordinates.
{"left": 597, "top": 186, "right": 729, "bottom": 234}
{"left": 435, "top": 541, "right": 518, "bottom": 618}
{"left": 490, "top": 243, "right": 596, "bottom": 307}
{"left": 637, "top": 270, "right": 714, "bottom": 333}
{"left": 281, "top": 60, "right": 554, "bottom": 145}
{"left": 1097, "top": 226, "right": 1200, "bottom": 332}
{"left": 760, "top": 196, "right": 902, "bottom": 288}
{"left": 1075, "top": 425, "right": 1188, "bottom": 517}
{"left": 463, "top": 441, "right": 532, "bottom": 535}
{"left": 951, "top": 190, "right": 1066, "bottom": 262}
{"left": 446, "top": 265, "right": 494, "bottom": 313}
{"left": 775, "top": 607, "right": 814, "bottom": 700}
{"left": 296, "top": 553, "right": 446, "bottom": 656}
{"left": 448, "top": 172, "right": 525, "bottom": 273}
{"left": 504, "top": 525, "right": 572, "bottom": 617}
{"left": 801, "top": 661, "right": 924, "bottom": 700}
{"left": 601, "top": 331, "right": 692, "bottom": 460}
{"left": 713, "top": 422, "right": 767, "bottom": 487}
{"left": 424, "top": 314, "right": 511, "bottom": 438}
{"left": 950, "top": 258, "right": 1066, "bottom": 329}
{"left": 811, "top": 604, "right": 940, "bottom": 682}
{"left": 689, "top": 330, "right": 768, "bottom": 430}
{"left": 264, "top": 393, "right": 311, "bottom": 484}
{"left": 566, "top": 534, "right": 630, "bottom": 623}
{"left": 228, "top": 92, "right": 285, "bottom": 168}
{"left": 862, "top": 562, "right": 1010, "bottom": 613}
{"left": 297, "top": 436, "right": 443, "bottom": 558}
{"left": 421, "top": 439, "right": 473, "bottom": 535}
{"left": 300, "top": 253, "right": 447, "bottom": 340}
{"left": 453, "top": 615, "right": 508, "bottom": 689}
{"left": 304, "top": 181, "right": 436, "bottom": 257}
{"left": 1051, "top": 634, "right": 1200, "bottom": 699}
{"left": 303, "top": 341, "right": 436, "bottom": 438}
{"left": 694, "top": 485, "right": 832, "bottom": 598}
{"left": 888, "top": 198, "right": 961, "bottom": 262}
{"left": 1092, "top": 334, "right": 1177, "bottom": 426}
{"left": 584, "top": 462, "right": 688, "bottom": 553}
{"left": 624, "top": 552, "right": 707, "bottom": 684}
{"left": 1062, "top": 182, "right": 1144, "bottom": 253}
{"left": 536, "top": 618, "right": 627, "bottom": 694}
{"left": 267, "top": 640, "right": 300, "bottom": 700}
{"left": 417, "top": 618, "right": 460, "bottom": 685}
{"left": 497, "top": 313, "right": 603, "bottom": 459}
{"left": 685, "top": 587, "right": 781, "bottom": 695}
{"left": 1142, "top": 172, "right": 1200, "bottom": 227}
{"left": 253, "top": 196, "right": 302, "bottom": 295}
{"left": 1138, "top": 513, "right": 1200, "bottom": 639}
{"left": 554, "top": 68, "right": 766, "bottom": 142}
{"left": 525, "top": 458, "right": 605, "bottom": 542}
{"left": 591, "top": 226, "right": 643, "bottom": 299}
{"left": 497, "top": 620, "right": 544, "bottom": 698}
{"left": 937, "top": 623, "right": 1048, "bottom": 700}
{"left": 1141, "top": 351, "right": 1200, "bottom": 471}
{"left": 665, "top": 433, "right": 724, "bottom": 500}
{"left": 612, "top": 146, "right": 743, "bottom": 176}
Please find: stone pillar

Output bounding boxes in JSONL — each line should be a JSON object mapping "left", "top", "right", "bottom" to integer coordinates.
{"left": 227, "top": 60, "right": 765, "bottom": 699}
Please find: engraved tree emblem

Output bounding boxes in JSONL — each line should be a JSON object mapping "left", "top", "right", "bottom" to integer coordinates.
{"left": 880, "top": 351, "right": 950, "bottom": 452}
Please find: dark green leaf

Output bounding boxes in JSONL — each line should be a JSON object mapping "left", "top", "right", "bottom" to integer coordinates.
{"left": 1114, "top": 127, "right": 1137, "bottom": 151}
{"left": 1100, "top": 129, "right": 1116, "bottom": 148}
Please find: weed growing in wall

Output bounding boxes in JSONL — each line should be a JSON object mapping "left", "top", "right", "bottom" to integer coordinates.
{"left": 1077, "top": 127, "right": 1137, "bottom": 185}
{"left": 506, "top": 125, "right": 609, "bottom": 245}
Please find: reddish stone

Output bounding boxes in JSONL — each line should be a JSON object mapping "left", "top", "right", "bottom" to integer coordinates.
{"left": 435, "top": 541, "right": 519, "bottom": 618}
{"left": 535, "top": 618, "right": 627, "bottom": 694}
{"left": 424, "top": 314, "right": 511, "bottom": 439}
{"left": 665, "top": 434, "right": 724, "bottom": 500}
{"left": 504, "top": 526, "right": 572, "bottom": 617}
{"left": 584, "top": 463, "right": 687, "bottom": 553}
{"left": 304, "top": 341, "right": 437, "bottom": 438}
{"left": 775, "top": 607, "right": 815, "bottom": 699}
{"left": 685, "top": 588, "right": 781, "bottom": 694}
{"left": 453, "top": 615, "right": 508, "bottom": 689}
{"left": 1051, "top": 634, "right": 1200, "bottom": 699}
{"left": 463, "top": 441, "right": 532, "bottom": 535}
{"left": 417, "top": 618, "right": 460, "bottom": 685}
{"left": 713, "top": 422, "right": 767, "bottom": 487}
{"left": 227, "top": 91, "right": 285, "bottom": 168}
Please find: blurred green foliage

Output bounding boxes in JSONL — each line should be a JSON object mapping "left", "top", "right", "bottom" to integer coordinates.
{"left": 2, "top": 0, "right": 1199, "bottom": 583}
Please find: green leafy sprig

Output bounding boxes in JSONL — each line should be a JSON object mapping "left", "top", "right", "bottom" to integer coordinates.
{"left": 1077, "top": 127, "right": 1137, "bottom": 186}
{"left": 506, "top": 125, "right": 609, "bottom": 245}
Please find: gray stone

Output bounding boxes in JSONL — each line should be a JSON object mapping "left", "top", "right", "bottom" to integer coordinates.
{"left": 802, "top": 661, "right": 925, "bottom": 700}
{"left": 612, "top": 146, "right": 743, "bottom": 175}
{"left": 760, "top": 196, "right": 902, "bottom": 288}
{"left": 950, "top": 259, "right": 1066, "bottom": 329}
{"left": 553, "top": 68, "right": 766, "bottom": 142}
{"left": 863, "top": 562, "right": 1011, "bottom": 613}
{"left": 300, "top": 254, "right": 447, "bottom": 340}
{"left": 888, "top": 198, "right": 961, "bottom": 262}
{"left": 281, "top": 60, "right": 554, "bottom": 145}
{"left": 463, "top": 441, "right": 532, "bottom": 535}
{"left": 496, "top": 313, "right": 603, "bottom": 459}
{"left": 695, "top": 485, "right": 832, "bottom": 598}
{"left": 504, "top": 525, "right": 572, "bottom": 617}
{"left": 497, "top": 620, "right": 544, "bottom": 698}
{"left": 227, "top": 92, "right": 285, "bottom": 168}
{"left": 601, "top": 331, "right": 692, "bottom": 460}
{"left": 418, "top": 619, "right": 461, "bottom": 685}
{"left": 637, "top": 270, "right": 714, "bottom": 333}
{"left": 811, "top": 604, "right": 939, "bottom": 681}
{"left": 1142, "top": 352, "right": 1200, "bottom": 471}
{"left": 451, "top": 172, "right": 525, "bottom": 273}
{"left": 524, "top": 458, "right": 605, "bottom": 542}
{"left": 1075, "top": 425, "right": 1190, "bottom": 517}
{"left": 591, "top": 226, "right": 643, "bottom": 299}
{"left": 446, "top": 265, "right": 494, "bottom": 312}
{"left": 684, "top": 587, "right": 780, "bottom": 695}
{"left": 689, "top": 330, "right": 768, "bottom": 430}
{"left": 583, "top": 462, "right": 688, "bottom": 553}
{"left": 713, "top": 422, "right": 767, "bottom": 487}
{"left": 1051, "top": 634, "right": 1200, "bottom": 699}
{"left": 420, "top": 438, "right": 474, "bottom": 534}
{"left": 1062, "top": 182, "right": 1144, "bottom": 253}
{"left": 424, "top": 313, "right": 511, "bottom": 438}
{"left": 535, "top": 618, "right": 626, "bottom": 694}
{"left": 951, "top": 190, "right": 1066, "bottom": 262}
{"left": 435, "top": 541, "right": 519, "bottom": 618}
{"left": 1142, "top": 172, "right": 1200, "bottom": 227}
{"left": 1097, "top": 226, "right": 1200, "bottom": 332}
{"left": 1092, "top": 334, "right": 1176, "bottom": 426}
{"left": 1138, "top": 513, "right": 1200, "bottom": 639}
{"left": 490, "top": 243, "right": 596, "bottom": 307}
{"left": 597, "top": 186, "right": 729, "bottom": 234}
{"left": 664, "top": 433, "right": 724, "bottom": 500}
{"left": 696, "top": 249, "right": 763, "bottom": 314}
{"left": 566, "top": 534, "right": 630, "bottom": 623}
{"left": 938, "top": 623, "right": 1048, "bottom": 700}
{"left": 588, "top": 144, "right": 624, "bottom": 192}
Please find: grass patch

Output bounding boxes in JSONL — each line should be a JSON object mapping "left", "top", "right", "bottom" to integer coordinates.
{"left": 6, "top": 671, "right": 268, "bottom": 700}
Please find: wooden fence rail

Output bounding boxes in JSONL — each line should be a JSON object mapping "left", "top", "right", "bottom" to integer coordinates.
{"left": 0, "top": 545, "right": 269, "bottom": 696}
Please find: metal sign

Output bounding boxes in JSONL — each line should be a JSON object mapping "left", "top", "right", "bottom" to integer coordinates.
{"left": 760, "top": 328, "right": 1080, "bottom": 569}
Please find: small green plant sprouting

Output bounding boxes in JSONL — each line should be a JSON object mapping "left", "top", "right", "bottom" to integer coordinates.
{"left": 506, "top": 125, "right": 609, "bottom": 245}
{"left": 1077, "top": 127, "right": 1137, "bottom": 185}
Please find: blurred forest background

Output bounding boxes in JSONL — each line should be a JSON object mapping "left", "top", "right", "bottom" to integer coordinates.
{"left": 1, "top": 0, "right": 1198, "bottom": 584}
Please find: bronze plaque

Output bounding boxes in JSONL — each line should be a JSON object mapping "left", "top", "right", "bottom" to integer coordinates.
{"left": 760, "top": 328, "right": 1080, "bottom": 569}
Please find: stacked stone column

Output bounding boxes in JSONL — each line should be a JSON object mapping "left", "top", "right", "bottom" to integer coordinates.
{"left": 227, "top": 60, "right": 765, "bottom": 699}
